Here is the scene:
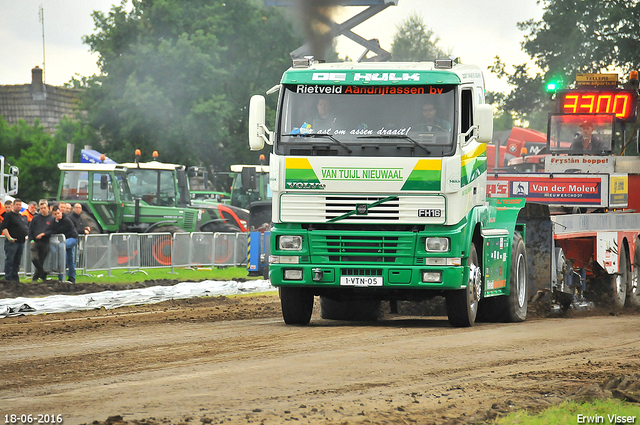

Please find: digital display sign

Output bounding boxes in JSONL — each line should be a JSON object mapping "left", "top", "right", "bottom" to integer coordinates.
{"left": 559, "top": 90, "right": 636, "bottom": 121}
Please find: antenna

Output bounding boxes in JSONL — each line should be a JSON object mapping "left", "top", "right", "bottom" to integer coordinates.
{"left": 38, "top": 5, "right": 46, "bottom": 83}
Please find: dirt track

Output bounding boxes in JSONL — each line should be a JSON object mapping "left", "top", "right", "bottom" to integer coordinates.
{"left": 1, "top": 286, "right": 640, "bottom": 425}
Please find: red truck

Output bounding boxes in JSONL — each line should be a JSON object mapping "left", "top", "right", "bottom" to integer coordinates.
{"left": 487, "top": 127, "right": 547, "bottom": 172}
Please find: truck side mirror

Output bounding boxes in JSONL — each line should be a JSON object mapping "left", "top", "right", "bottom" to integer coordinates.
{"left": 9, "top": 166, "right": 19, "bottom": 176}
{"left": 8, "top": 176, "right": 18, "bottom": 196}
{"left": 476, "top": 104, "right": 494, "bottom": 143}
{"left": 249, "top": 95, "right": 271, "bottom": 150}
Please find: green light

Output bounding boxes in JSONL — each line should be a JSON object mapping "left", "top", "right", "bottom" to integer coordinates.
{"left": 546, "top": 82, "right": 557, "bottom": 91}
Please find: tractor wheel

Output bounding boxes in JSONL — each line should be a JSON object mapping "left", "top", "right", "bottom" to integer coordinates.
{"left": 201, "top": 221, "right": 240, "bottom": 234}
{"left": 499, "top": 231, "right": 528, "bottom": 322}
{"left": 319, "top": 297, "right": 381, "bottom": 322}
{"left": 150, "top": 226, "right": 184, "bottom": 266}
{"left": 80, "top": 211, "right": 101, "bottom": 234}
{"left": 279, "top": 287, "right": 314, "bottom": 325}
{"left": 446, "top": 242, "right": 481, "bottom": 327}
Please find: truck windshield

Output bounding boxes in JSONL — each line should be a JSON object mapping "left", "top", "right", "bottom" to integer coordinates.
{"left": 276, "top": 84, "right": 456, "bottom": 157}
{"left": 114, "top": 171, "right": 133, "bottom": 202}
{"left": 548, "top": 114, "right": 614, "bottom": 155}
{"left": 127, "top": 169, "right": 177, "bottom": 206}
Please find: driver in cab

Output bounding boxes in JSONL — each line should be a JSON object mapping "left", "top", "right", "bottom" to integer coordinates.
{"left": 421, "top": 100, "right": 451, "bottom": 132}
{"left": 570, "top": 120, "right": 606, "bottom": 152}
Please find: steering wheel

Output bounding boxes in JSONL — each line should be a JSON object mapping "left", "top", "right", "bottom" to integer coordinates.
{"left": 414, "top": 123, "right": 447, "bottom": 132}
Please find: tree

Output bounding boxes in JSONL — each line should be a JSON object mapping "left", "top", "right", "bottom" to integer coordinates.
{"left": 80, "top": 0, "right": 302, "bottom": 174}
{"left": 0, "top": 117, "right": 67, "bottom": 202}
{"left": 391, "top": 14, "right": 450, "bottom": 62}
{"left": 490, "top": 0, "right": 640, "bottom": 132}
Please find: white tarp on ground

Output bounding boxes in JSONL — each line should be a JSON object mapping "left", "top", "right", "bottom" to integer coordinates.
{"left": 0, "top": 279, "right": 275, "bottom": 318}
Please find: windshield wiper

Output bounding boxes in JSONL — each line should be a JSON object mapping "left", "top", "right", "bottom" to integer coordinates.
{"left": 285, "top": 133, "right": 353, "bottom": 153}
{"left": 358, "top": 135, "right": 431, "bottom": 154}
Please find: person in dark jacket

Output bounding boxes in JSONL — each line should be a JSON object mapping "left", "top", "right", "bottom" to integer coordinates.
{"left": 28, "top": 200, "right": 54, "bottom": 281}
{"left": 50, "top": 205, "right": 79, "bottom": 283}
{"left": 70, "top": 203, "right": 90, "bottom": 236}
{"left": 1, "top": 199, "right": 29, "bottom": 281}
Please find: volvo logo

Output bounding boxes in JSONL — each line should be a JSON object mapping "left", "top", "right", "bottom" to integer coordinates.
{"left": 356, "top": 204, "right": 368, "bottom": 215}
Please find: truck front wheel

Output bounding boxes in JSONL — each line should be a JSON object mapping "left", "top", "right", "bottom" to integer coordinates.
{"left": 446, "top": 242, "right": 481, "bottom": 327}
{"left": 279, "top": 287, "right": 314, "bottom": 325}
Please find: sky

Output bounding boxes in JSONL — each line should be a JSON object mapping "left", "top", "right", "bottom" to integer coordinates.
{"left": 0, "top": 0, "right": 544, "bottom": 94}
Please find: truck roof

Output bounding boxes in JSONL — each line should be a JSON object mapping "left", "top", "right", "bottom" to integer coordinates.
{"left": 281, "top": 61, "right": 485, "bottom": 88}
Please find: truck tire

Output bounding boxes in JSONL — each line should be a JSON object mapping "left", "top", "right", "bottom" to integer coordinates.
{"left": 500, "top": 231, "right": 528, "bottom": 322}
{"left": 319, "top": 297, "right": 381, "bottom": 322}
{"left": 611, "top": 245, "right": 628, "bottom": 310}
{"left": 446, "top": 242, "right": 481, "bottom": 327}
{"left": 627, "top": 245, "right": 640, "bottom": 308}
{"left": 279, "top": 287, "right": 314, "bottom": 325}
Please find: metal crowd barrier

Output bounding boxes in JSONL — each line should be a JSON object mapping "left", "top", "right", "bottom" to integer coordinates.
{"left": 0, "top": 235, "right": 67, "bottom": 280}
{"left": 1, "top": 232, "right": 246, "bottom": 280}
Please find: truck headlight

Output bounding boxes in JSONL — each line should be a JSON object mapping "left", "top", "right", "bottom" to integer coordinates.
{"left": 279, "top": 235, "right": 302, "bottom": 251}
{"left": 426, "top": 237, "right": 449, "bottom": 252}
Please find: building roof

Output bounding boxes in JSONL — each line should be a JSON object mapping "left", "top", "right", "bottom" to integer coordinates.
{"left": 0, "top": 66, "right": 83, "bottom": 135}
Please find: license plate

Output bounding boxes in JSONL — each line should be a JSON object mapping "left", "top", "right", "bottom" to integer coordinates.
{"left": 340, "top": 276, "right": 383, "bottom": 287}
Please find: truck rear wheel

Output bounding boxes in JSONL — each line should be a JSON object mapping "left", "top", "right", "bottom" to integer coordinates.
{"left": 611, "top": 245, "right": 628, "bottom": 310}
{"left": 279, "top": 287, "right": 313, "bottom": 325}
{"left": 627, "top": 244, "right": 640, "bottom": 308}
{"left": 320, "top": 297, "right": 381, "bottom": 322}
{"left": 446, "top": 242, "right": 481, "bottom": 327}
{"left": 500, "top": 231, "right": 528, "bottom": 322}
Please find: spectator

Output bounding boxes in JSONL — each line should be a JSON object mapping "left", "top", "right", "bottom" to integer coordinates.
{"left": 29, "top": 199, "right": 54, "bottom": 282}
{"left": 1, "top": 198, "right": 29, "bottom": 281}
{"left": 70, "top": 203, "right": 90, "bottom": 236}
{"left": 21, "top": 201, "right": 38, "bottom": 222}
{"left": 1, "top": 199, "right": 12, "bottom": 224}
{"left": 51, "top": 205, "right": 79, "bottom": 283}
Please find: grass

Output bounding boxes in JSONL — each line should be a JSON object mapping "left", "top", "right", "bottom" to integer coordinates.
{"left": 493, "top": 398, "right": 640, "bottom": 424}
{"left": 50, "top": 266, "right": 261, "bottom": 285}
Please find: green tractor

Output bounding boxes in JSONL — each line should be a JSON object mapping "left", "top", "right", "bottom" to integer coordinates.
{"left": 57, "top": 160, "right": 241, "bottom": 266}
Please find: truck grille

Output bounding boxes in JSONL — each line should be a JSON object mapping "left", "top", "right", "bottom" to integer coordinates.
{"left": 310, "top": 232, "right": 414, "bottom": 264}
{"left": 280, "top": 194, "right": 445, "bottom": 224}
{"left": 342, "top": 268, "right": 383, "bottom": 276}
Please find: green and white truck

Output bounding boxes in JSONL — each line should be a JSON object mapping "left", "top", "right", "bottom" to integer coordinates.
{"left": 249, "top": 58, "right": 528, "bottom": 326}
